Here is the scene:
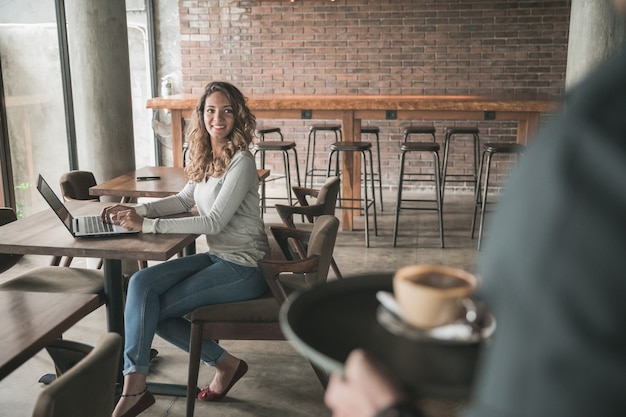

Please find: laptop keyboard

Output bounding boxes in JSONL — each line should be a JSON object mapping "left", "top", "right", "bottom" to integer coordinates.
{"left": 85, "top": 215, "right": 113, "bottom": 233}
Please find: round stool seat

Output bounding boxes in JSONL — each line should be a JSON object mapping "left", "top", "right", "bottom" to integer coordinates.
{"left": 400, "top": 142, "right": 440, "bottom": 152}
{"left": 483, "top": 142, "right": 525, "bottom": 154}
{"left": 330, "top": 141, "right": 372, "bottom": 152}
{"left": 404, "top": 126, "right": 436, "bottom": 135}
{"left": 361, "top": 126, "right": 380, "bottom": 134}
{"left": 309, "top": 124, "right": 341, "bottom": 132}
{"left": 445, "top": 127, "right": 480, "bottom": 135}
{"left": 256, "top": 127, "right": 282, "bottom": 135}
{"left": 254, "top": 141, "right": 297, "bottom": 151}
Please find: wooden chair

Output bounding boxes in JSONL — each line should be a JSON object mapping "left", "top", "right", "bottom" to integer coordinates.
{"left": 31, "top": 333, "right": 122, "bottom": 417}
{"left": 185, "top": 215, "right": 340, "bottom": 417}
{"left": 274, "top": 175, "right": 343, "bottom": 279}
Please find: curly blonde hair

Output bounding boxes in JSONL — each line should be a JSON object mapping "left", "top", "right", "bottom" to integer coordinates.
{"left": 185, "top": 81, "right": 256, "bottom": 181}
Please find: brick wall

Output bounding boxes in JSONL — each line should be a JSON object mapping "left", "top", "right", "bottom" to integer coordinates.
{"left": 177, "top": 0, "right": 570, "bottom": 192}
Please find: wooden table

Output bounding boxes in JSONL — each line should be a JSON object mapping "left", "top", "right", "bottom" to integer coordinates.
{"left": 0, "top": 291, "right": 100, "bottom": 380}
{"left": 90, "top": 166, "right": 270, "bottom": 203}
{"left": 0, "top": 202, "right": 198, "bottom": 340}
{"left": 147, "top": 93, "right": 562, "bottom": 230}
{"left": 0, "top": 202, "right": 199, "bottom": 395}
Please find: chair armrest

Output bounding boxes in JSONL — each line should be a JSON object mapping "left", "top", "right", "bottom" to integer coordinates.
{"left": 292, "top": 186, "right": 320, "bottom": 207}
{"left": 258, "top": 255, "right": 320, "bottom": 305}
{"left": 275, "top": 203, "right": 327, "bottom": 225}
{"left": 269, "top": 226, "right": 313, "bottom": 260}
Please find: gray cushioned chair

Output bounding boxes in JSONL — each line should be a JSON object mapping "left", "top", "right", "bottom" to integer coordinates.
{"left": 274, "top": 175, "right": 342, "bottom": 279}
{"left": 31, "top": 333, "right": 122, "bottom": 417}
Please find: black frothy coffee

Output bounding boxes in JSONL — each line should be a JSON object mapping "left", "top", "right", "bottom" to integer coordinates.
{"left": 414, "top": 273, "right": 468, "bottom": 289}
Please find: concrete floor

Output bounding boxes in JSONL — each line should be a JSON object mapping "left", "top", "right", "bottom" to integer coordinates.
{"left": 0, "top": 190, "right": 483, "bottom": 417}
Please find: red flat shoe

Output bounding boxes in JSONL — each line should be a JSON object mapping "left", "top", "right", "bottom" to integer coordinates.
{"left": 198, "top": 360, "right": 248, "bottom": 402}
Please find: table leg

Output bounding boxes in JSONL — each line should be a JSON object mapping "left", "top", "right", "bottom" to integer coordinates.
{"left": 516, "top": 112, "right": 540, "bottom": 145}
{"left": 171, "top": 109, "right": 185, "bottom": 167}
{"left": 183, "top": 240, "right": 196, "bottom": 257}
{"left": 103, "top": 259, "right": 125, "bottom": 337}
{"left": 340, "top": 111, "right": 361, "bottom": 232}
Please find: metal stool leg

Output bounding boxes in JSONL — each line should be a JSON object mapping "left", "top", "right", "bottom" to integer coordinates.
{"left": 432, "top": 150, "right": 444, "bottom": 248}
{"left": 392, "top": 150, "right": 407, "bottom": 247}
{"left": 363, "top": 129, "right": 384, "bottom": 212}
{"left": 366, "top": 148, "right": 378, "bottom": 236}
{"left": 281, "top": 150, "right": 293, "bottom": 206}
{"left": 253, "top": 147, "right": 267, "bottom": 217}
{"left": 292, "top": 148, "right": 301, "bottom": 187}
{"left": 477, "top": 151, "right": 494, "bottom": 251}
{"left": 472, "top": 133, "right": 480, "bottom": 186}
{"left": 361, "top": 150, "right": 370, "bottom": 247}
{"left": 470, "top": 149, "right": 487, "bottom": 240}
{"left": 305, "top": 129, "right": 316, "bottom": 188}
{"left": 441, "top": 130, "right": 452, "bottom": 198}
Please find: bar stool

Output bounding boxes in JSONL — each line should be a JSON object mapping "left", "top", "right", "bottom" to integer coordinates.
{"left": 441, "top": 127, "right": 480, "bottom": 200}
{"left": 471, "top": 142, "right": 525, "bottom": 250}
{"left": 361, "top": 126, "right": 384, "bottom": 211}
{"left": 253, "top": 127, "right": 301, "bottom": 217}
{"left": 304, "top": 124, "right": 342, "bottom": 188}
{"left": 327, "top": 141, "right": 378, "bottom": 247}
{"left": 393, "top": 126, "right": 444, "bottom": 248}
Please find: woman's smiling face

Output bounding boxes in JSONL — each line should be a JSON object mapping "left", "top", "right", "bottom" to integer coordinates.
{"left": 203, "top": 91, "right": 235, "bottom": 143}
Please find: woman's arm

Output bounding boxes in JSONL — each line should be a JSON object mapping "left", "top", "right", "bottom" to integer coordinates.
{"left": 141, "top": 152, "right": 258, "bottom": 235}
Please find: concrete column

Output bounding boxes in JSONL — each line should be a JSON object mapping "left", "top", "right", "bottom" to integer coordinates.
{"left": 65, "top": 0, "right": 138, "bottom": 274}
{"left": 566, "top": 0, "right": 626, "bottom": 89}
{"left": 65, "top": 0, "right": 136, "bottom": 182}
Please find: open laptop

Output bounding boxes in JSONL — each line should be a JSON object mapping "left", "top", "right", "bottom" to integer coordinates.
{"left": 37, "top": 174, "right": 139, "bottom": 237}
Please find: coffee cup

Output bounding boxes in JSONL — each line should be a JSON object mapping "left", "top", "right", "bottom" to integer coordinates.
{"left": 393, "top": 264, "right": 478, "bottom": 329}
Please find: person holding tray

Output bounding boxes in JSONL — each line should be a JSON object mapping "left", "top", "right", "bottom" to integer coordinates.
{"left": 324, "top": 1, "right": 626, "bottom": 415}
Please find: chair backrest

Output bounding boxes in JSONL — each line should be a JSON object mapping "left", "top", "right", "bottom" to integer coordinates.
{"left": 303, "top": 215, "right": 339, "bottom": 286}
{"left": 278, "top": 176, "right": 340, "bottom": 226}
{"left": 59, "top": 171, "right": 99, "bottom": 201}
{"left": 0, "top": 207, "right": 23, "bottom": 273}
{"left": 313, "top": 176, "right": 340, "bottom": 217}
{"left": 31, "top": 333, "right": 122, "bottom": 417}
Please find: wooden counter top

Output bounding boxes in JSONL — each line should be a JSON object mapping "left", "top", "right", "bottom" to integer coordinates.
{"left": 147, "top": 93, "right": 561, "bottom": 113}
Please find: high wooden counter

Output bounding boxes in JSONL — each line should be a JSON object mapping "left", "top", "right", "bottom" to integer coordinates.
{"left": 147, "top": 93, "right": 561, "bottom": 230}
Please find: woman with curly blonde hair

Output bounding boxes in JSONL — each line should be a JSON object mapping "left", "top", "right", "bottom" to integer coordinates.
{"left": 103, "top": 81, "right": 270, "bottom": 417}
{"left": 185, "top": 81, "right": 256, "bottom": 180}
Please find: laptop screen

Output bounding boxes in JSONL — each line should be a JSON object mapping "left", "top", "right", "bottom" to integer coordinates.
{"left": 37, "top": 174, "right": 75, "bottom": 234}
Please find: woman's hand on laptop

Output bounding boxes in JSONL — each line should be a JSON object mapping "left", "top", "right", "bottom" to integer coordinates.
{"left": 101, "top": 205, "right": 143, "bottom": 231}
{"left": 114, "top": 210, "right": 143, "bottom": 231}
{"left": 101, "top": 204, "right": 132, "bottom": 223}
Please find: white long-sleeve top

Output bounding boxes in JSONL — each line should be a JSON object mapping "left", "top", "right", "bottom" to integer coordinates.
{"left": 134, "top": 150, "right": 270, "bottom": 267}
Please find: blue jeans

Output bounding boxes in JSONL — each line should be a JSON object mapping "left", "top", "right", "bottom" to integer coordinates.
{"left": 122, "top": 253, "right": 267, "bottom": 376}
